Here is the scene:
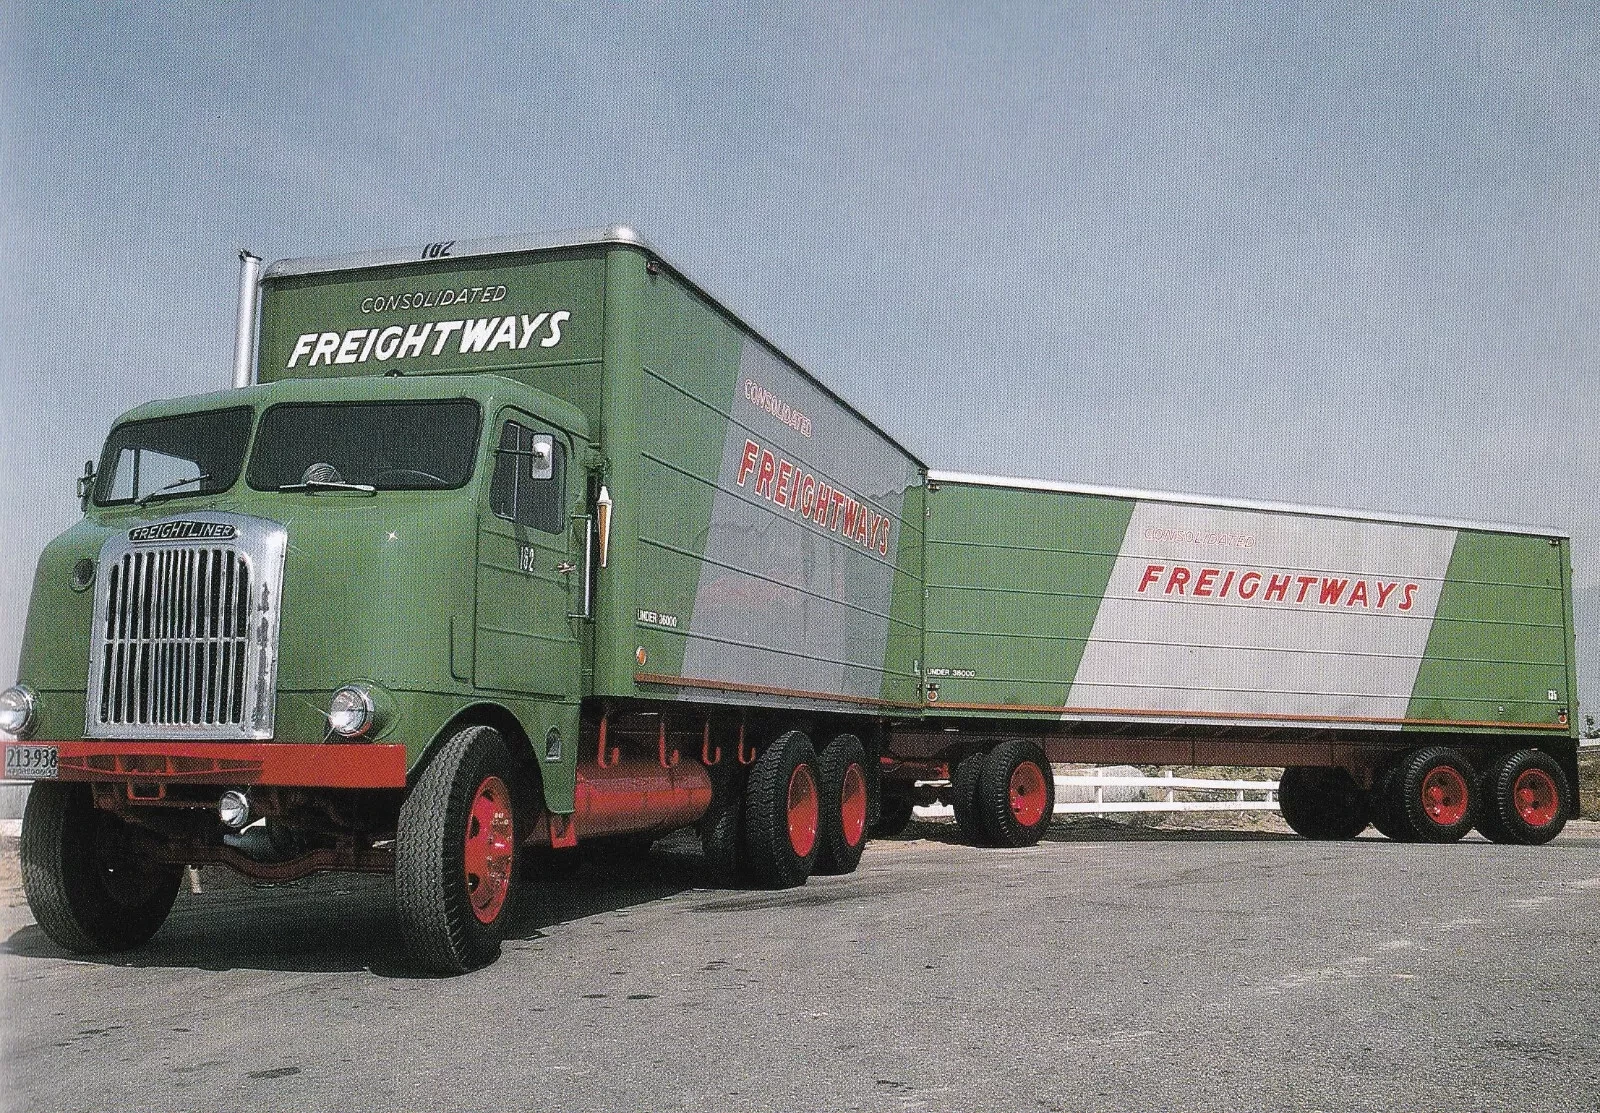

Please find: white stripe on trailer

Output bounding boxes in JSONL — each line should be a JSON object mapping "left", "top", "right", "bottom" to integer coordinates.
{"left": 1065, "top": 501, "right": 1458, "bottom": 728}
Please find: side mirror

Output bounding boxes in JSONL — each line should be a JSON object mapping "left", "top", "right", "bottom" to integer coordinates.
{"left": 528, "top": 435, "right": 554, "bottom": 480}
{"left": 76, "top": 460, "right": 96, "bottom": 508}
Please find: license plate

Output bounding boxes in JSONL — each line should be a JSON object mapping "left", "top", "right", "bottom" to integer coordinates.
{"left": 4, "top": 744, "right": 58, "bottom": 779}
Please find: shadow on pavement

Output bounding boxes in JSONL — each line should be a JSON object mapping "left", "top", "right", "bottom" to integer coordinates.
{"left": 2, "top": 835, "right": 718, "bottom": 978}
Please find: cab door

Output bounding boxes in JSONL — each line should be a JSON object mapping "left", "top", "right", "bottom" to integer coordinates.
{"left": 474, "top": 411, "right": 583, "bottom": 697}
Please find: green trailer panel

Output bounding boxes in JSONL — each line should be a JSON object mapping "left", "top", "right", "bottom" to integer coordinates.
{"left": 923, "top": 473, "right": 1575, "bottom": 740}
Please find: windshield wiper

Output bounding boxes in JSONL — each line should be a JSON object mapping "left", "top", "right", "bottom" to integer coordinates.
{"left": 137, "top": 473, "right": 212, "bottom": 505}
{"left": 276, "top": 478, "right": 376, "bottom": 495}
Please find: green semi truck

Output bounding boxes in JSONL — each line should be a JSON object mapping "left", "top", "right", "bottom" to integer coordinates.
{"left": 2, "top": 228, "right": 1580, "bottom": 972}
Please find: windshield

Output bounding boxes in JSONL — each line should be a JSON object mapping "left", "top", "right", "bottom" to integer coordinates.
{"left": 245, "top": 400, "right": 482, "bottom": 491}
{"left": 95, "top": 407, "right": 253, "bottom": 506}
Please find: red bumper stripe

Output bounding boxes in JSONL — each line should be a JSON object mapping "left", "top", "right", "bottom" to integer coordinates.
{"left": 38, "top": 741, "right": 408, "bottom": 789}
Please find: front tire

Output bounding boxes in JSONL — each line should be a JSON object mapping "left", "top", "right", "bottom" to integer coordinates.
{"left": 20, "top": 781, "right": 182, "bottom": 954}
{"left": 396, "top": 725, "right": 520, "bottom": 975}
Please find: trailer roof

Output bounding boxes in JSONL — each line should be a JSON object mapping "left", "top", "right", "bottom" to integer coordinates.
{"left": 263, "top": 226, "right": 927, "bottom": 471}
{"left": 927, "top": 470, "right": 1569, "bottom": 540}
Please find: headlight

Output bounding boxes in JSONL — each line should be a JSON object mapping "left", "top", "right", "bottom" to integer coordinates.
{"left": 327, "top": 685, "right": 376, "bottom": 738}
{"left": 0, "top": 686, "right": 37, "bottom": 737}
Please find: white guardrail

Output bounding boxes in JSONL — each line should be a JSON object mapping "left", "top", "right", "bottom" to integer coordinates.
{"left": 913, "top": 771, "right": 1280, "bottom": 818}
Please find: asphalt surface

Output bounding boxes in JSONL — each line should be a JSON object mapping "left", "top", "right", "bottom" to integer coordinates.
{"left": 3, "top": 817, "right": 1598, "bottom": 1113}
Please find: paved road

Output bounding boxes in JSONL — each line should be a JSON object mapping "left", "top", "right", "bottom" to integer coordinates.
{"left": 3, "top": 819, "right": 1598, "bottom": 1113}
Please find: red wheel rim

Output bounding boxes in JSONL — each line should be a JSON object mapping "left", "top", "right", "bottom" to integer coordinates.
{"left": 838, "top": 763, "right": 868, "bottom": 849}
{"left": 786, "top": 765, "right": 819, "bottom": 858}
{"left": 1512, "top": 768, "right": 1559, "bottom": 828}
{"left": 464, "top": 775, "right": 514, "bottom": 924}
{"left": 1008, "top": 761, "right": 1049, "bottom": 827}
{"left": 1419, "top": 766, "right": 1469, "bottom": 827}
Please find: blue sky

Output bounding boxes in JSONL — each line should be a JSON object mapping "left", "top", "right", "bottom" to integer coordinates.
{"left": 3, "top": 1, "right": 1597, "bottom": 714}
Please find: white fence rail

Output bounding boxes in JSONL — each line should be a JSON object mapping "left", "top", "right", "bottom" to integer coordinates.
{"left": 913, "top": 771, "right": 1280, "bottom": 819}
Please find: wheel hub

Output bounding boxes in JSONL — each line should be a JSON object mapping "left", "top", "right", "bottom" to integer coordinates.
{"left": 464, "top": 775, "right": 514, "bottom": 924}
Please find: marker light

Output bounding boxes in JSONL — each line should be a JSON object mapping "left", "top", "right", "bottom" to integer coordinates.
{"left": 0, "top": 686, "right": 37, "bottom": 737}
{"left": 327, "top": 685, "right": 376, "bottom": 738}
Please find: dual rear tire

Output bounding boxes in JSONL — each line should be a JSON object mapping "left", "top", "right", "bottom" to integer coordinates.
{"left": 951, "top": 740, "right": 1055, "bottom": 848}
{"left": 703, "top": 729, "right": 872, "bottom": 887}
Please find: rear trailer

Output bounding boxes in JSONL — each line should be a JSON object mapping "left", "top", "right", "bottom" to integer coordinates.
{"left": 879, "top": 471, "right": 1579, "bottom": 848}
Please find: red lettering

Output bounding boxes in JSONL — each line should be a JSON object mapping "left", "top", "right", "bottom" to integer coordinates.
{"left": 755, "top": 451, "right": 776, "bottom": 499}
{"left": 774, "top": 460, "right": 794, "bottom": 507}
{"left": 1318, "top": 578, "right": 1348, "bottom": 605}
{"left": 1294, "top": 575, "right": 1318, "bottom": 603}
{"left": 1194, "top": 568, "right": 1220, "bottom": 597}
{"left": 842, "top": 499, "right": 859, "bottom": 539}
{"left": 1345, "top": 580, "right": 1369, "bottom": 607}
{"left": 799, "top": 475, "right": 817, "bottom": 516}
{"left": 1218, "top": 570, "right": 1236, "bottom": 597}
{"left": 1264, "top": 574, "right": 1290, "bottom": 602}
{"left": 1399, "top": 583, "right": 1418, "bottom": 611}
{"left": 737, "top": 440, "right": 760, "bottom": 487}
{"left": 1238, "top": 572, "right": 1262, "bottom": 599}
{"left": 856, "top": 510, "right": 871, "bottom": 544}
{"left": 812, "top": 482, "right": 832, "bottom": 523}
{"left": 1375, "top": 581, "right": 1398, "bottom": 608}
{"left": 1138, "top": 565, "right": 1165, "bottom": 593}
{"left": 1165, "top": 567, "right": 1191, "bottom": 595}
{"left": 830, "top": 491, "right": 846, "bottom": 530}
{"left": 879, "top": 522, "right": 890, "bottom": 556}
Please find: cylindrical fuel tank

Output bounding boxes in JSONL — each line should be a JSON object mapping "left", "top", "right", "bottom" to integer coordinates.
{"left": 569, "top": 758, "right": 714, "bottom": 840}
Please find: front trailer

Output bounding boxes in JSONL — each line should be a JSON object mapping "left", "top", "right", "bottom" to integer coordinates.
{"left": 2, "top": 230, "right": 1583, "bottom": 973}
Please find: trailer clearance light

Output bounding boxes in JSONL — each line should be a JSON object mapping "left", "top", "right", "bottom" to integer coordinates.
{"left": 0, "top": 686, "right": 36, "bottom": 737}
{"left": 327, "top": 686, "right": 377, "bottom": 738}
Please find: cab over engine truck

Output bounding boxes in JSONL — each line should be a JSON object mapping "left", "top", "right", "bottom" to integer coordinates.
{"left": 2, "top": 228, "right": 1581, "bottom": 973}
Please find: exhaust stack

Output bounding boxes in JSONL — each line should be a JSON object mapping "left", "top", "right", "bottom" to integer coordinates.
{"left": 231, "top": 250, "right": 262, "bottom": 388}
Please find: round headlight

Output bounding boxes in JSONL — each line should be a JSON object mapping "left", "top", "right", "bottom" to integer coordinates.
{"left": 0, "top": 686, "right": 37, "bottom": 737}
{"left": 327, "top": 685, "right": 376, "bottom": 738}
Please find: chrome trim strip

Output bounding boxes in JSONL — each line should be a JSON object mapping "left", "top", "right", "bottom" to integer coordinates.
{"left": 262, "top": 225, "right": 655, "bottom": 279}
{"left": 925, "top": 470, "right": 1567, "bottom": 539}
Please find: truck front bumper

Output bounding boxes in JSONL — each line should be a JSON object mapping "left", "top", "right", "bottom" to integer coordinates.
{"left": 3, "top": 740, "right": 408, "bottom": 789}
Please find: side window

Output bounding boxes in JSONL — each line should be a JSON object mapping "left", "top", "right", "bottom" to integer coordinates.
{"left": 490, "top": 420, "right": 566, "bottom": 534}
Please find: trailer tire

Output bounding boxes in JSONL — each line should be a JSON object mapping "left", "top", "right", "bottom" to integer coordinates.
{"left": 1476, "top": 749, "right": 1570, "bottom": 846}
{"left": 814, "top": 734, "right": 870, "bottom": 875}
{"left": 951, "top": 750, "right": 991, "bottom": 847}
{"left": 1277, "top": 767, "right": 1370, "bottom": 840}
{"left": 20, "top": 781, "right": 182, "bottom": 954}
{"left": 976, "top": 740, "right": 1055, "bottom": 848}
{"left": 1367, "top": 763, "right": 1414, "bottom": 842}
{"left": 1391, "top": 746, "right": 1477, "bottom": 843}
{"left": 396, "top": 725, "right": 520, "bottom": 975}
{"left": 741, "top": 730, "right": 820, "bottom": 889}
{"left": 872, "top": 793, "right": 914, "bottom": 837}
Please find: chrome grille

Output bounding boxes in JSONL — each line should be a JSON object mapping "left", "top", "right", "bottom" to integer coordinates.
{"left": 88, "top": 514, "right": 285, "bottom": 739}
